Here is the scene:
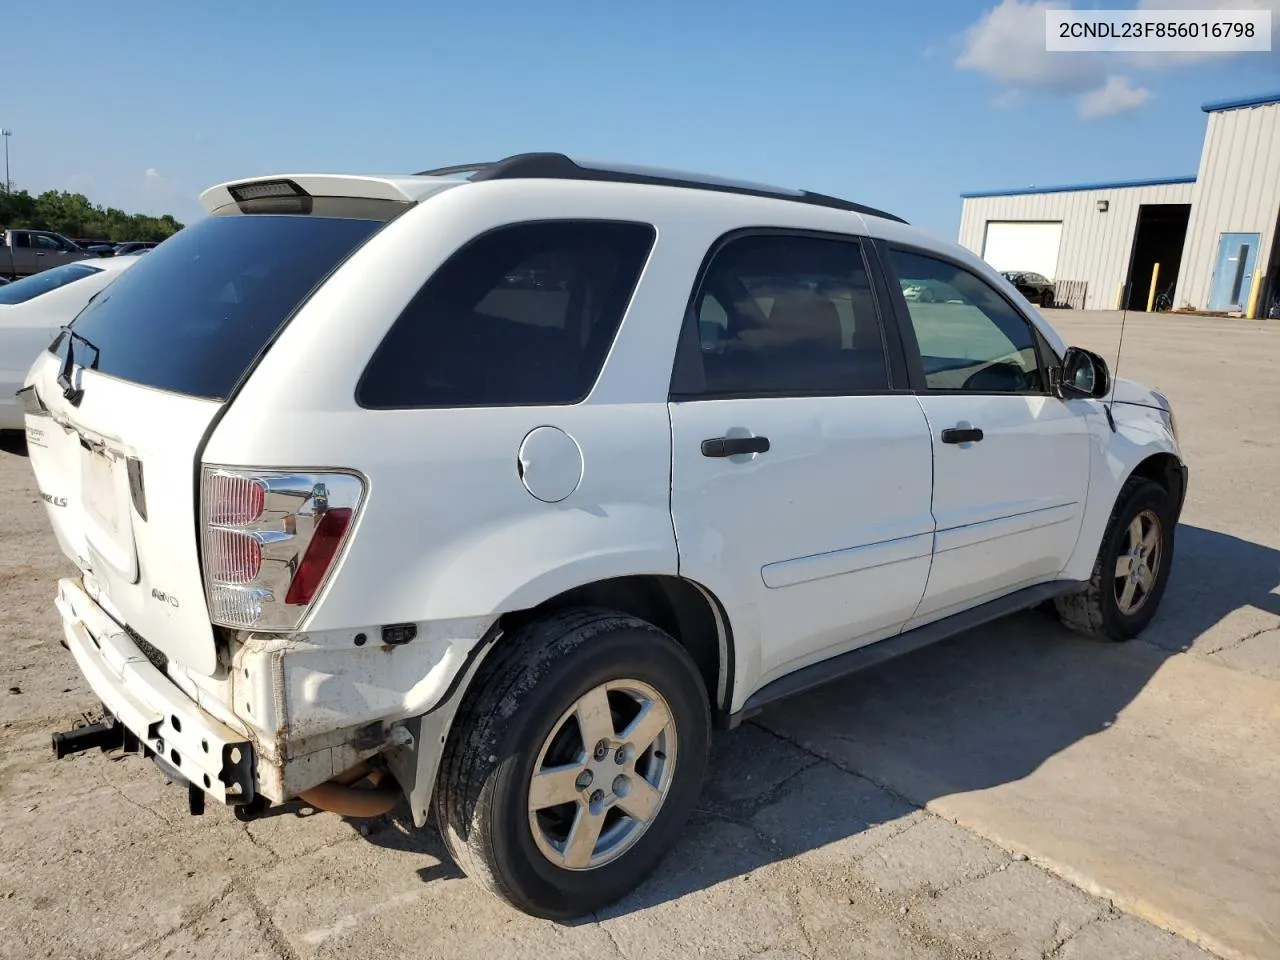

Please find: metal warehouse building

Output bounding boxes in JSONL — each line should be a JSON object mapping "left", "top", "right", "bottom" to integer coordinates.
{"left": 958, "top": 92, "right": 1280, "bottom": 317}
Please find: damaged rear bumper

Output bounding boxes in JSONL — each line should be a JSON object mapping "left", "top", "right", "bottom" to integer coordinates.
{"left": 54, "top": 575, "right": 499, "bottom": 821}
{"left": 54, "top": 577, "right": 256, "bottom": 806}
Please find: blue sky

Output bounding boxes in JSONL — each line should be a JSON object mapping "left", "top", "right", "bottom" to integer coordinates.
{"left": 6, "top": 0, "right": 1279, "bottom": 238}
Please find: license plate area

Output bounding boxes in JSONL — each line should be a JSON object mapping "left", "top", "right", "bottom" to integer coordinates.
{"left": 80, "top": 446, "right": 139, "bottom": 583}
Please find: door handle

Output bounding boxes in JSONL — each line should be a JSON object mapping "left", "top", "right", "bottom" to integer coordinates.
{"left": 35, "top": 252, "right": 46, "bottom": 257}
{"left": 701, "top": 436, "right": 770, "bottom": 458}
{"left": 941, "top": 426, "right": 984, "bottom": 444}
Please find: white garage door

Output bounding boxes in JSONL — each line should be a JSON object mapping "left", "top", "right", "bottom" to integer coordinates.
{"left": 981, "top": 221, "right": 1063, "bottom": 281}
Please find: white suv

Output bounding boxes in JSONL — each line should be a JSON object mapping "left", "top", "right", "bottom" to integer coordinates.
{"left": 23, "top": 154, "right": 1186, "bottom": 919}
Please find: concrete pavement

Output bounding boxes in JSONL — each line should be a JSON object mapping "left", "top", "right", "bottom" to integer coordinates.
{"left": 759, "top": 616, "right": 1280, "bottom": 960}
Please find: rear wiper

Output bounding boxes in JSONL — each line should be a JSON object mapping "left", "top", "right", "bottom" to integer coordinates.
{"left": 56, "top": 326, "right": 102, "bottom": 407}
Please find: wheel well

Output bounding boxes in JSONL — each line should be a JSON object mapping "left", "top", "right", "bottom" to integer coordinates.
{"left": 500, "top": 576, "right": 731, "bottom": 714}
{"left": 1128, "top": 452, "right": 1185, "bottom": 512}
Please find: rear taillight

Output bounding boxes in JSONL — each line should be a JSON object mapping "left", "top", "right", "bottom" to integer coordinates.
{"left": 200, "top": 468, "right": 365, "bottom": 631}
{"left": 206, "top": 474, "right": 265, "bottom": 525}
{"left": 284, "top": 508, "right": 353, "bottom": 605}
{"left": 206, "top": 529, "right": 263, "bottom": 584}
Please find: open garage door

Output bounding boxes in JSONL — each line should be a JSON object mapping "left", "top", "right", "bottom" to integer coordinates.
{"left": 981, "top": 221, "right": 1063, "bottom": 281}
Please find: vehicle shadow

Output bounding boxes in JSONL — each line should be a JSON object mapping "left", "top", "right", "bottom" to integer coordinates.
{"left": 361, "top": 523, "right": 1277, "bottom": 920}
{"left": 1142, "top": 524, "right": 1280, "bottom": 653}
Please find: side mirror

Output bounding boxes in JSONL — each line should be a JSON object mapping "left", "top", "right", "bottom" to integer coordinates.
{"left": 1058, "top": 346, "right": 1111, "bottom": 399}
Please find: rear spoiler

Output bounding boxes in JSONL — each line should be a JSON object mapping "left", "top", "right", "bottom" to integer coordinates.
{"left": 198, "top": 174, "right": 461, "bottom": 215}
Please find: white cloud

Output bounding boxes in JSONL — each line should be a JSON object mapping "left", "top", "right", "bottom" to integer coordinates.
{"left": 1079, "top": 74, "right": 1153, "bottom": 117}
{"left": 142, "top": 167, "right": 180, "bottom": 208}
{"left": 956, "top": 0, "right": 1280, "bottom": 118}
{"left": 956, "top": 0, "right": 1104, "bottom": 92}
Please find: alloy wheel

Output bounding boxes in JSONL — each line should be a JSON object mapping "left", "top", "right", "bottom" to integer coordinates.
{"left": 1115, "top": 508, "right": 1162, "bottom": 615}
{"left": 526, "top": 679, "right": 677, "bottom": 871}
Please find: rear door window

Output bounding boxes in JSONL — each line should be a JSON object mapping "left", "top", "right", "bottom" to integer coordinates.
{"left": 60, "top": 214, "right": 382, "bottom": 400}
{"left": 357, "top": 220, "right": 655, "bottom": 408}
{"left": 673, "top": 233, "right": 890, "bottom": 398}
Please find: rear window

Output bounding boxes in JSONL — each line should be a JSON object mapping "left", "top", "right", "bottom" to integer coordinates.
{"left": 357, "top": 220, "right": 655, "bottom": 408}
{"left": 0, "top": 263, "right": 102, "bottom": 305}
{"left": 60, "top": 214, "right": 381, "bottom": 400}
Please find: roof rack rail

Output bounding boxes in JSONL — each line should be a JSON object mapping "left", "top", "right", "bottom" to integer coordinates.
{"left": 413, "top": 152, "right": 907, "bottom": 224}
{"left": 413, "top": 161, "right": 494, "bottom": 178}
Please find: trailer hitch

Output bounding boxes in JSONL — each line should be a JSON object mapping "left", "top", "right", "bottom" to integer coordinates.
{"left": 51, "top": 713, "right": 132, "bottom": 758}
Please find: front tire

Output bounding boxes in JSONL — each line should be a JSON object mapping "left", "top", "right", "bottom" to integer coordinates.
{"left": 1055, "top": 477, "right": 1176, "bottom": 641}
{"left": 433, "top": 608, "right": 711, "bottom": 919}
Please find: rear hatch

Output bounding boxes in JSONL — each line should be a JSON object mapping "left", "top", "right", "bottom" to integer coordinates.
{"left": 22, "top": 197, "right": 395, "bottom": 675}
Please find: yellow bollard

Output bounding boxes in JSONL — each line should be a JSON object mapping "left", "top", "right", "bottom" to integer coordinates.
{"left": 1116, "top": 281, "right": 1124, "bottom": 310}
{"left": 1146, "top": 262, "right": 1160, "bottom": 313}
{"left": 1245, "top": 270, "right": 1263, "bottom": 319}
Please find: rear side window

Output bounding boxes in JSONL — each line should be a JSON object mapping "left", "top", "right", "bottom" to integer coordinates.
{"left": 0, "top": 262, "right": 101, "bottom": 305}
{"left": 62, "top": 215, "right": 381, "bottom": 400}
{"left": 357, "top": 221, "right": 655, "bottom": 409}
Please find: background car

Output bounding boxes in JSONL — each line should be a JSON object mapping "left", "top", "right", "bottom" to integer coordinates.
{"left": 113, "top": 241, "right": 159, "bottom": 256}
{"left": 71, "top": 238, "right": 116, "bottom": 256}
{"left": 902, "top": 278, "right": 960, "bottom": 302}
{"left": 1, "top": 228, "right": 97, "bottom": 278}
{"left": 1001, "top": 270, "right": 1056, "bottom": 307}
{"left": 0, "top": 255, "right": 143, "bottom": 431}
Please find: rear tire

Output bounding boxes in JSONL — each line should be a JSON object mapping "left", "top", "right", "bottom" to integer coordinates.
{"left": 433, "top": 608, "right": 711, "bottom": 920}
{"left": 1041, "top": 290, "right": 1055, "bottom": 308}
{"left": 1054, "top": 477, "right": 1175, "bottom": 641}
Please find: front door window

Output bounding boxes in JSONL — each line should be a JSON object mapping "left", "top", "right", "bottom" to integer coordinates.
{"left": 886, "top": 248, "right": 1048, "bottom": 394}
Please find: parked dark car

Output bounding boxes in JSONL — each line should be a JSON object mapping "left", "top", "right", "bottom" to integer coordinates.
{"left": 113, "top": 241, "right": 159, "bottom": 256}
{"left": 71, "top": 238, "right": 117, "bottom": 257}
{"left": 1000, "top": 270, "right": 1056, "bottom": 307}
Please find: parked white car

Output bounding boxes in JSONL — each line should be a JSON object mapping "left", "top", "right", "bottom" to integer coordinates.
{"left": 24, "top": 155, "right": 1186, "bottom": 919}
{"left": 1, "top": 256, "right": 142, "bottom": 432}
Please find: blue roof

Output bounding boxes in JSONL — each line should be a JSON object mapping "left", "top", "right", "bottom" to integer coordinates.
{"left": 960, "top": 175, "right": 1196, "bottom": 199}
{"left": 1201, "top": 91, "right": 1280, "bottom": 113}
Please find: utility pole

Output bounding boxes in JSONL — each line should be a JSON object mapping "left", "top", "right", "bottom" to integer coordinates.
{"left": 1, "top": 129, "right": 10, "bottom": 193}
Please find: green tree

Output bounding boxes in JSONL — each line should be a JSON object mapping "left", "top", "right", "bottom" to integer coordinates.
{"left": 0, "top": 188, "right": 37, "bottom": 228}
{"left": 0, "top": 187, "right": 183, "bottom": 241}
